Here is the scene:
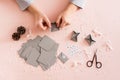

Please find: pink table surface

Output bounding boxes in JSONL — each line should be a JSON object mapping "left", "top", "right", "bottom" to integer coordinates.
{"left": 0, "top": 0, "right": 120, "bottom": 80}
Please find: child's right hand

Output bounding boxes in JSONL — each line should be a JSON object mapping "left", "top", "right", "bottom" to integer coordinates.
{"left": 35, "top": 11, "right": 51, "bottom": 30}
{"left": 28, "top": 5, "right": 51, "bottom": 30}
{"left": 56, "top": 3, "right": 79, "bottom": 28}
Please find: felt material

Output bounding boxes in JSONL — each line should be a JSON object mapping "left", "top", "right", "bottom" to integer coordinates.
{"left": 37, "top": 48, "right": 56, "bottom": 66}
{"left": 44, "top": 43, "right": 59, "bottom": 55}
{"left": 18, "top": 35, "right": 59, "bottom": 70}
{"left": 38, "top": 38, "right": 58, "bottom": 69}
{"left": 39, "top": 35, "right": 57, "bottom": 51}
{"left": 19, "top": 46, "right": 33, "bottom": 60}
{"left": 58, "top": 52, "right": 69, "bottom": 64}
{"left": 26, "top": 48, "right": 40, "bottom": 67}
{"left": 39, "top": 58, "right": 56, "bottom": 70}
{"left": 39, "top": 62, "right": 49, "bottom": 71}
{"left": 23, "top": 36, "right": 42, "bottom": 48}
{"left": 51, "top": 22, "right": 60, "bottom": 32}
{"left": 71, "top": 31, "right": 80, "bottom": 42}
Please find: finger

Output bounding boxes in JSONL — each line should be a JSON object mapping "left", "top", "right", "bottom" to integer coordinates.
{"left": 63, "top": 22, "right": 70, "bottom": 27}
{"left": 42, "top": 21, "right": 48, "bottom": 27}
{"left": 35, "top": 16, "right": 39, "bottom": 27}
{"left": 56, "top": 15, "right": 62, "bottom": 27}
{"left": 61, "top": 22, "right": 67, "bottom": 28}
{"left": 60, "top": 17, "right": 66, "bottom": 28}
{"left": 61, "top": 18, "right": 70, "bottom": 28}
{"left": 43, "top": 16, "right": 51, "bottom": 28}
{"left": 39, "top": 20, "right": 47, "bottom": 30}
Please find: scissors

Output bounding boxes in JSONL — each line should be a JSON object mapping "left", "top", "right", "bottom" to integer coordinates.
{"left": 86, "top": 49, "right": 102, "bottom": 69}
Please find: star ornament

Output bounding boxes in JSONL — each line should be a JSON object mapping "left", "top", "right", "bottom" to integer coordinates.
{"left": 85, "top": 34, "right": 96, "bottom": 46}
{"left": 71, "top": 31, "right": 80, "bottom": 42}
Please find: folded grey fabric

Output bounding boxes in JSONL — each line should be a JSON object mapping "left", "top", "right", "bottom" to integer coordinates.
{"left": 18, "top": 35, "right": 59, "bottom": 70}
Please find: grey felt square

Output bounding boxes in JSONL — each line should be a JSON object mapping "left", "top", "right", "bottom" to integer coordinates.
{"left": 18, "top": 46, "right": 25, "bottom": 55}
{"left": 33, "top": 36, "right": 42, "bottom": 42}
{"left": 44, "top": 43, "right": 59, "bottom": 55}
{"left": 26, "top": 48, "right": 40, "bottom": 67}
{"left": 38, "top": 56, "right": 56, "bottom": 68}
{"left": 20, "top": 36, "right": 42, "bottom": 53}
{"left": 39, "top": 35, "right": 56, "bottom": 51}
{"left": 18, "top": 35, "right": 59, "bottom": 69}
{"left": 19, "top": 46, "right": 33, "bottom": 60}
{"left": 37, "top": 43, "right": 58, "bottom": 70}
{"left": 18, "top": 36, "right": 42, "bottom": 58}
{"left": 51, "top": 22, "right": 60, "bottom": 32}
{"left": 23, "top": 36, "right": 42, "bottom": 48}
{"left": 39, "top": 58, "right": 56, "bottom": 70}
{"left": 39, "top": 63, "right": 48, "bottom": 71}
{"left": 32, "top": 36, "right": 42, "bottom": 46}
{"left": 37, "top": 48, "right": 56, "bottom": 66}
{"left": 58, "top": 52, "right": 69, "bottom": 64}
{"left": 45, "top": 57, "right": 56, "bottom": 68}
{"left": 22, "top": 39, "right": 33, "bottom": 48}
{"left": 18, "top": 40, "right": 32, "bottom": 55}
{"left": 48, "top": 43, "right": 59, "bottom": 54}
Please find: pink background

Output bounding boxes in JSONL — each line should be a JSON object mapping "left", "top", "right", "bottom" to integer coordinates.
{"left": 0, "top": 0, "right": 120, "bottom": 80}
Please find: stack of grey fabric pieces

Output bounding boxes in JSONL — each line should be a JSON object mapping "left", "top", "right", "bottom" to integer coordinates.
{"left": 18, "top": 35, "right": 59, "bottom": 71}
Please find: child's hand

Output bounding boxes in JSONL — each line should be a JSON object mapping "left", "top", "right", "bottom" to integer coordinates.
{"left": 28, "top": 5, "right": 51, "bottom": 30}
{"left": 35, "top": 12, "right": 51, "bottom": 30}
{"left": 56, "top": 3, "right": 80, "bottom": 28}
{"left": 56, "top": 10, "right": 70, "bottom": 28}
